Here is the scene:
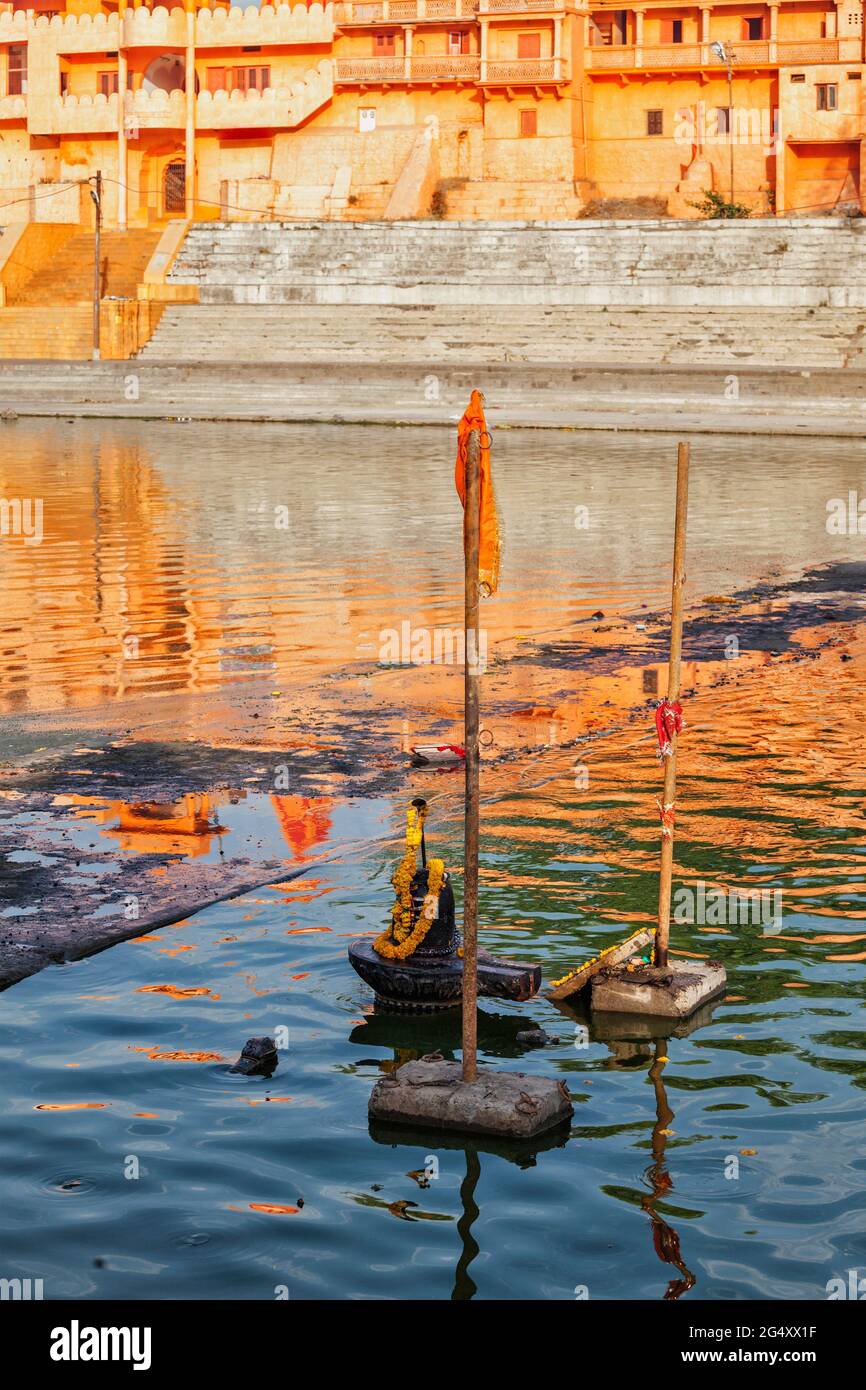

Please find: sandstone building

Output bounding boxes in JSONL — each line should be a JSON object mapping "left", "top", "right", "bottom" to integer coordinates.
{"left": 0, "top": 0, "right": 864, "bottom": 226}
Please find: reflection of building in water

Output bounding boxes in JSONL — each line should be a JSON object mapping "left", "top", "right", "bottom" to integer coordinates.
{"left": 65, "top": 787, "right": 334, "bottom": 863}
{"left": 271, "top": 795, "right": 333, "bottom": 859}
{"left": 72, "top": 790, "right": 229, "bottom": 857}
{"left": 0, "top": 431, "right": 225, "bottom": 713}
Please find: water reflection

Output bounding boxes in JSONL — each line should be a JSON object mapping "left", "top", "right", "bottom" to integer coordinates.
{"left": 2, "top": 420, "right": 866, "bottom": 1300}
{"left": 2, "top": 419, "right": 865, "bottom": 729}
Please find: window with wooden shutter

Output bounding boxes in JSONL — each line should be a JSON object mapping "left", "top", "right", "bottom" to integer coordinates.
{"left": 229, "top": 66, "right": 270, "bottom": 93}
{"left": 517, "top": 32, "right": 542, "bottom": 59}
{"left": 374, "top": 32, "right": 397, "bottom": 56}
{"left": 519, "top": 108, "right": 537, "bottom": 137}
{"left": 8, "top": 44, "right": 27, "bottom": 95}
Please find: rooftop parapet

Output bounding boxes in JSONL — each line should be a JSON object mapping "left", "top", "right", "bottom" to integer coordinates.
{"left": 196, "top": 3, "right": 334, "bottom": 47}
{"left": 0, "top": 8, "right": 26, "bottom": 42}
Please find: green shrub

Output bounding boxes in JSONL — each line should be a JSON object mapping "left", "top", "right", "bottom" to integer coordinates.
{"left": 689, "top": 189, "right": 752, "bottom": 219}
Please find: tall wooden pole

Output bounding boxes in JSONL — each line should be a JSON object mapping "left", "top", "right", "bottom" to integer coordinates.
{"left": 92, "top": 169, "right": 102, "bottom": 362}
{"left": 462, "top": 429, "right": 481, "bottom": 1082}
{"left": 655, "top": 441, "right": 689, "bottom": 969}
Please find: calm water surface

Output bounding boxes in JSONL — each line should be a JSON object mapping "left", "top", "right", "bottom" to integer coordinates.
{"left": 1, "top": 421, "right": 865, "bottom": 1300}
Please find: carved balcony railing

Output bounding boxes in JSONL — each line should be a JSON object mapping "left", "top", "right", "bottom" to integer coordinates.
{"left": 642, "top": 42, "right": 703, "bottom": 67}
{"left": 335, "top": 53, "right": 480, "bottom": 80}
{"left": 483, "top": 57, "right": 565, "bottom": 81}
{"left": 776, "top": 38, "right": 839, "bottom": 63}
{"left": 586, "top": 36, "right": 843, "bottom": 71}
{"left": 478, "top": 0, "right": 566, "bottom": 11}
{"left": 335, "top": 55, "right": 405, "bottom": 80}
{"left": 335, "top": 0, "right": 479, "bottom": 22}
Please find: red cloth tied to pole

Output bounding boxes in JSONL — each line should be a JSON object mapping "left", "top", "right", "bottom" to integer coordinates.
{"left": 655, "top": 698, "right": 683, "bottom": 761}
{"left": 455, "top": 389, "right": 501, "bottom": 598}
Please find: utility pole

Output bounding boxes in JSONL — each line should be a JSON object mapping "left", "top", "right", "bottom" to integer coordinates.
{"left": 711, "top": 41, "right": 735, "bottom": 206}
{"left": 727, "top": 47, "right": 735, "bottom": 207}
{"left": 89, "top": 170, "right": 102, "bottom": 361}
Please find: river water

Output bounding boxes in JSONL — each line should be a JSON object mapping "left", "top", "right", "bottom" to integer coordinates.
{"left": 1, "top": 419, "right": 865, "bottom": 1300}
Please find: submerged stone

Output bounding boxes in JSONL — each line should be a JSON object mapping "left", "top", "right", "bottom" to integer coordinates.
{"left": 230, "top": 1037, "right": 279, "bottom": 1076}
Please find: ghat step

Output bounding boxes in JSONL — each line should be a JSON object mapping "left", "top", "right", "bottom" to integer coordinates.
{"left": 138, "top": 303, "right": 866, "bottom": 369}
{"left": 9, "top": 230, "right": 161, "bottom": 307}
{"left": 168, "top": 217, "right": 866, "bottom": 308}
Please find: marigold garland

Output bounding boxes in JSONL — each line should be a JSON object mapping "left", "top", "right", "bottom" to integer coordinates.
{"left": 549, "top": 930, "right": 656, "bottom": 989}
{"left": 373, "top": 803, "right": 448, "bottom": 961}
{"left": 374, "top": 858, "right": 446, "bottom": 961}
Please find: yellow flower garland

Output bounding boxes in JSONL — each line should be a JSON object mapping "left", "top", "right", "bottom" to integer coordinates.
{"left": 549, "top": 929, "right": 655, "bottom": 989}
{"left": 374, "top": 804, "right": 448, "bottom": 961}
{"left": 373, "top": 858, "right": 445, "bottom": 961}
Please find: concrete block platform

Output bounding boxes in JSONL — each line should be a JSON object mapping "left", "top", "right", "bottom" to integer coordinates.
{"left": 591, "top": 959, "right": 726, "bottom": 1019}
{"left": 369, "top": 1058, "right": 573, "bottom": 1139}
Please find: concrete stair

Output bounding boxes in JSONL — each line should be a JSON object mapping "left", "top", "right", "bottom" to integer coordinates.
{"left": 167, "top": 217, "right": 866, "bottom": 308}
{"left": 10, "top": 229, "right": 161, "bottom": 307}
{"left": 0, "top": 307, "right": 92, "bottom": 360}
{"left": 138, "top": 302, "right": 866, "bottom": 369}
{"left": 1, "top": 358, "right": 864, "bottom": 438}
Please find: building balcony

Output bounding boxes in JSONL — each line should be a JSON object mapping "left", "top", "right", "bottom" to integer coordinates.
{"left": 196, "top": 60, "right": 333, "bottom": 126}
{"left": 482, "top": 56, "right": 566, "bottom": 83}
{"left": 335, "top": 0, "right": 479, "bottom": 24}
{"left": 478, "top": 0, "right": 567, "bottom": 12}
{"left": 777, "top": 38, "right": 840, "bottom": 64}
{"left": 53, "top": 91, "right": 120, "bottom": 134}
{"left": 335, "top": 53, "right": 480, "bottom": 81}
{"left": 0, "top": 92, "right": 26, "bottom": 120}
{"left": 585, "top": 37, "right": 840, "bottom": 72}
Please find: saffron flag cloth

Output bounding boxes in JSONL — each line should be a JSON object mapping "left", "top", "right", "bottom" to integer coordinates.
{"left": 455, "top": 389, "right": 501, "bottom": 597}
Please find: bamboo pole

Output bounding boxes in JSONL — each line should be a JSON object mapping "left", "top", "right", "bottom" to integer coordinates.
{"left": 462, "top": 429, "right": 481, "bottom": 1082}
{"left": 655, "top": 442, "right": 690, "bottom": 969}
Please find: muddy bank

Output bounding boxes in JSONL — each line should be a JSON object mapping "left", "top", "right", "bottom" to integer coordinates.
{"left": 1, "top": 558, "right": 862, "bottom": 991}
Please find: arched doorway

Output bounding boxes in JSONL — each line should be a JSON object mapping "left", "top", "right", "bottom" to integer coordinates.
{"left": 163, "top": 159, "right": 186, "bottom": 213}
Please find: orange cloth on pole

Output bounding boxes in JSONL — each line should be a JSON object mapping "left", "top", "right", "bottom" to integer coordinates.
{"left": 455, "top": 389, "right": 501, "bottom": 597}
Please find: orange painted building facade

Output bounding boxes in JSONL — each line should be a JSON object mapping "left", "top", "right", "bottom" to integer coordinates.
{"left": 0, "top": 0, "right": 863, "bottom": 224}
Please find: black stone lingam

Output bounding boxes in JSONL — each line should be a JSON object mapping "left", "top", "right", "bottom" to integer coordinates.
{"left": 348, "top": 801, "right": 541, "bottom": 1013}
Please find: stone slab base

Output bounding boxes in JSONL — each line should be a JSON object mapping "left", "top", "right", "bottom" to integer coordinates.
{"left": 369, "top": 1058, "right": 573, "bottom": 1139}
{"left": 591, "top": 959, "right": 727, "bottom": 1019}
